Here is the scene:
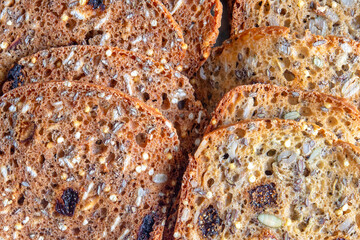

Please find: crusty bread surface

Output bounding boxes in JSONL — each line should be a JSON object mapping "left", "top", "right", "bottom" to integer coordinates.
{"left": 0, "top": 0, "right": 186, "bottom": 92}
{"left": 3, "top": 45, "right": 207, "bottom": 156}
{"left": 206, "top": 84, "right": 360, "bottom": 146}
{"left": 174, "top": 119, "right": 360, "bottom": 239}
{"left": 192, "top": 27, "right": 360, "bottom": 112}
{"left": 0, "top": 81, "right": 181, "bottom": 239}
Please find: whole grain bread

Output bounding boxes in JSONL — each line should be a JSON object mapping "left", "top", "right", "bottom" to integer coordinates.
{"left": 174, "top": 119, "right": 360, "bottom": 239}
{"left": 0, "top": 0, "right": 186, "bottom": 93}
{"left": 0, "top": 81, "right": 181, "bottom": 239}
{"left": 193, "top": 27, "right": 360, "bottom": 112}
{"left": 206, "top": 84, "right": 360, "bottom": 146}
{"left": 161, "top": 0, "right": 223, "bottom": 77}
{"left": 231, "top": 0, "right": 360, "bottom": 38}
{"left": 3, "top": 45, "right": 206, "bottom": 156}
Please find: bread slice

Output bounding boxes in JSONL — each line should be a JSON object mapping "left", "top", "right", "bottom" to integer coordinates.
{"left": 0, "top": 0, "right": 186, "bottom": 92}
{"left": 174, "top": 119, "right": 360, "bottom": 239}
{"left": 206, "top": 84, "right": 360, "bottom": 146}
{"left": 2, "top": 46, "right": 207, "bottom": 155}
{"left": 161, "top": 0, "right": 223, "bottom": 77}
{"left": 231, "top": 0, "right": 360, "bottom": 38}
{"left": 192, "top": 26, "right": 360, "bottom": 112}
{"left": 0, "top": 81, "right": 181, "bottom": 239}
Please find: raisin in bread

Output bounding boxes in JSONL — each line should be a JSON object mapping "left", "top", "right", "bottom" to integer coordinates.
{"left": 161, "top": 0, "right": 223, "bottom": 77}
{"left": 0, "top": 0, "right": 186, "bottom": 92}
{"left": 231, "top": 0, "right": 360, "bottom": 38}
{"left": 206, "top": 84, "right": 360, "bottom": 146}
{"left": 174, "top": 119, "right": 360, "bottom": 239}
{"left": 193, "top": 27, "right": 360, "bottom": 112}
{"left": 3, "top": 45, "right": 206, "bottom": 156}
{"left": 0, "top": 81, "right": 181, "bottom": 239}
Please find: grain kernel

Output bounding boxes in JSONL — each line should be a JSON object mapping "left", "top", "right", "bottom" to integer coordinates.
{"left": 78, "top": 169, "right": 86, "bottom": 177}
{"left": 284, "top": 139, "right": 291, "bottom": 148}
{"left": 181, "top": 43, "right": 188, "bottom": 50}
{"left": 14, "top": 223, "right": 23, "bottom": 230}
{"left": 146, "top": 49, "right": 154, "bottom": 56}
{"left": 206, "top": 191, "right": 213, "bottom": 199}
{"left": 0, "top": 42, "right": 9, "bottom": 49}
{"left": 211, "top": 119, "right": 217, "bottom": 125}
{"left": 61, "top": 14, "right": 69, "bottom": 21}
{"left": 61, "top": 173, "right": 68, "bottom": 180}
{"left": 109, "top": 195, "right": 117, "bottom": 202}
{"left": 235, "top": 222, "right": 241, "bottom": 229}
{"left": 248, "top": 174, "right": 256, "bottom": 183}
{"left": 166, "top": 153, "right": 173, "bottom": 160}
{"left": 104, "top": 185, "right": 111, "bottom": 192}
{"left": 79, "top": 0, "right": 88, "bottom": 5}
{"left": 84, "top": 105, "right": 91, "bottom": 113}
{"left": 105, "top": 49, "right": 112, "bottom": 56}
{"left": 99, "top": 157, "right": 106, "bottom": 164}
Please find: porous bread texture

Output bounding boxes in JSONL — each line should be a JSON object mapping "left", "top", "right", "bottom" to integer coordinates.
{"left": 0, "top": 81, "right": 181, "bottom": 239}
{"left": 231, "top": 0, "right": 360, "bottom": 38}
{"left": 3, "top": 45, "right": 207, "bottom": 156}
{"left": 206, "top": 84, "right": 360, "bottom": 146}
{"left": 161, "top": 0, "right": 223, "bottom": 77}
{"left": 193, "top": 27, "right": 360, "bottom": 112}
{"left": 174, "top": 119, "right": 360, "bottom": 239}
{"left": 0, "top": 0, "right": 186, "bottom": 91}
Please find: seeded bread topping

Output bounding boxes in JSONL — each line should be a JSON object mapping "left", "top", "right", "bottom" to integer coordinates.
{"left": 0, "top": 81, "right": 181, "bottom": 239}
{"left": 174, "top": 119, "right": 360, "bottom": 239}
{"left": 0, "top": 0, "right": 186, "bottom": 93}
{"left": 232, "top": 0, "right": 360, "bottom": 39}
{"left": 192, "top": 27, "right": 360, "bottom": 112}
{"left": 2, "top": 45, "right": 207, "bottom": 157}
{"left": 207, "top": 84, "right": 360, "bottom": 146}
{"left": 162, "top": 0, "right": 223, "bottom": 77}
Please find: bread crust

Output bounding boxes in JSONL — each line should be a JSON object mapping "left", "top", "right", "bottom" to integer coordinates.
{"left": 193, "top": 26, "right": 360, "bottom": 112}
{"left": 174, "top": 119, "right": 360, "bottom": 239}
{"left": 0, "top": 0, "right": 186, "bottom": 93}
{"left": 0, "top": 81, "right": 181, "bottom": 239}
{"left": 3, "top": 45, "right": 207, "bottom": 157}
{"left": 206, "top": 84, "right": 360, "bottom": 146}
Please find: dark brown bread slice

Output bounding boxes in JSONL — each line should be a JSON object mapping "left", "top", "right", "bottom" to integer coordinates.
{"left": 206, "top": 84, "right": 360, "bottom": 146}
{"left": 0, "top": 0, "right": 186, "bottom": 92}
{"left": 192, "top": 27, "right": 360, "bottom": 112}
{"left": 232, "top": 0, "right": 360, "bottom": 37}
{"left": 174, "top": 119, "right": 360, "bottom": 239}
{"left": 2, "top": 45, "right": 207, "bottom": 156}
{"left": 161, "top": 0, "right": 223, "bottom": 77}
{"left": 0, "top": 81, "right": 181, "bottom": 239}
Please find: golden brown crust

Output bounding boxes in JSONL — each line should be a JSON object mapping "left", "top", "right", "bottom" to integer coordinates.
{"left": 205, "top": 84, "right": 360, "bottom": 146}
{"left": 0, "top": 0, "right": 186, "bottom": 93}
{"left": 174, "top": 119, "right": 360, "bottom": 239}
{"left": 0, "top": 81, "right": 181, "bottom": 239}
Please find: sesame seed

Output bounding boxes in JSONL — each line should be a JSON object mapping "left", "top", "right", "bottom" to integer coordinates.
{"left": 99, "top": 157, "right": 106, "bottom": 164}
{"left": 61, "top": 14, "right": 69, "bottom": 21}
{"left": 109, "top": 195, "right": 117, "bottom": 202}
{"left": 14, "top": 223, "right": 23, "bottom": 230}
{"left": 9, "top": 105, "right": 16, "bottom": 112}
{"left": 57, "top": 136, "right": 64, "bottom": 143}
{"left": 105, "top": 49, "right": 112, "bottom": 56}
{"left": 142, "top": 152, "right": 149, "bottom": 160}
{"left": 0, "top": 42, "right": 9, "bottom": 49}
{"left": 75, "top": 132, "right": 81, "bottom": 139}
{"left": 206, "top": 191, "right": 213, "bottom": 199}
{"left": 248, "top": 174, "right": 256, "bottom": 183}
{"left": 235, "top": 222, "right": 241, "bottom": 229}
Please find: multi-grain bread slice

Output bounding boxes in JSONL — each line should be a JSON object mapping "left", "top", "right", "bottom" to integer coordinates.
{"left": 231, "top": 0, "right": 360, "bottom": 37}
{"left": 206, "top": 84, "right": 360, "bottom": 146}
{"left": 0, "top": 81, "right": 181, "bottom": 239}
{"left": 161, "top": 0, "right": 223, "bottom": 77}
{"left": 3, "top": 45, "right": 207, "bottom": 155}
{"left": 174, "top": 119, "right": 360, "bottom": 239}
{"left": 0, "top": 0, "right": 186, "bottom": 92}
{"left": 193, "top": 26, "right": 360, "bottom": 112}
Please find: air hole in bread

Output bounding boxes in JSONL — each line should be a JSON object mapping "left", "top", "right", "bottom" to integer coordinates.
{"left": 135, "top": 133, "right": 147, "bottom": 148}
{"left": 161, "top": 93, "right": 170, "bottom": 110}
{"left": 17, "top": 194, "right": 25, "bottom": 205}
{"left": 207, "top": 178, "right": 215, "bottom": 188}
{"left": 265, "top": 170, "right": 273, "bottom": 176}
{"left": 85, "top": 30, "right": 104, "bottom": 44}
{"left": 143, "top": 92, "right": 150, "bottom": 102}
{"left": 327, "top": 116, "right": 338, "bottom": 127}
{"left": 65, "top": 19, "right": 77, "bottom": 31}
{"left": 300, "top": 106, "right": 313, "bottom": 116}
{"left": 266, "top": 149, "right": 276, "bottom": 156}
{"left": 283, "top": 70, "right": 295, "bottom": 81}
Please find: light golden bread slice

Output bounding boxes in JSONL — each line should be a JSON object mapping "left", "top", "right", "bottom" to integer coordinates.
{"left": 174, "top": 119, "right": 360, "bottom": 239}
{"left": 3, "top": 46, "right": 207, "bottom": 155}
{"left": 232, "top": 0, "right": 360, "bottom": 38}
{"left": 192, "top": 26, "right": 360, "bottom": 112}
{"left": 161, "top": 0, "right": 223, "bottom": 77}
{"left": 206, "top": 84, "right": 360, "bottom": 146}
{"left": 0, "top": 0, "right": 186, "bottom": 92}
{"left": 0, "top": 81, "right": 181, "bottom": 239}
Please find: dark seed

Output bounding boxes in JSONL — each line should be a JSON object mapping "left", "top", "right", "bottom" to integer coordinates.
{"left": 248, "top": 183, "right": 278, "bottom": 208}
{"left": 55, "top": 188, "right": 79, "bottom": 217}
{"left": 198, "top": 205, "right": 222, "bottom": 237}
{"left": 88, "top": 0, "right": 105, "bottom": 10}
{"left": 7, "top": 64, "right": 24, "bottom": 90}
{"left": 137, "top": 214, "right": 155, "bottom": 240}
{"left": 177, "top": 100, "right": 186, "bottom": 110}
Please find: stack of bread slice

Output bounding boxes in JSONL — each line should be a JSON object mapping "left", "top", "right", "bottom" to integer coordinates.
{"left": 0, "top": 0, "right": 223, "bottom": 239}
{"left": 173, "top": 1, "right": 360, "bottom": 239}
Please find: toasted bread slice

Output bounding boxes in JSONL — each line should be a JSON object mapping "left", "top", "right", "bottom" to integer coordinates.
{"left": 162, "top": 0, "right": 223, "bottom": 77}
{"left": 3, "top": 46, "right": 207, "bottom": 155}
{"left": 206, "top": 84, "right": 360, "bottom": 146}
{"left": 0, "top": 81, "right": 181, "bottom": 239}
{"left": 0, "top": 0, "right": 186, "bottom": 92}
{"left": 192, "top": 27, "right": 360, "bottom": 112}
{"left": 174, "top": 119, "right": 360, "bottom": 239}
{"left": 232, "top": 0, "right": 360, "bottom": 38}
